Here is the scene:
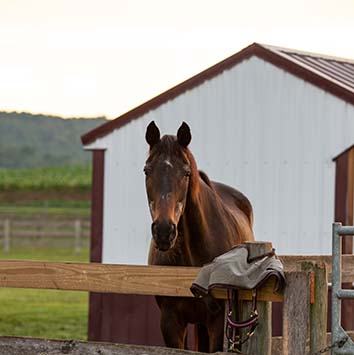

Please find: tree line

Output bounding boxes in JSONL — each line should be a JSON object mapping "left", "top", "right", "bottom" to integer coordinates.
{"left": 0, "top": 111, "right": 107, "bottom": 168}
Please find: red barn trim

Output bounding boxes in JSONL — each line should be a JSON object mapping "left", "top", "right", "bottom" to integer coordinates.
{"left": 89, "top": 150, "right": 105, "bottom": 264}
{"left": 88, "top": 150, "right": 105, "bottom": 340}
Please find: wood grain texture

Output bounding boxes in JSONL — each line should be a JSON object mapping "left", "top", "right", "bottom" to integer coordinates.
{"left": 280, "top": 254, "right": 354, "bottom": 282}
{"left": 301, "top": 262, "right": 328, "bottom": 355}
{"left": 3, "top": 255, "right": 354, "bottom": 300}
{"left": 0, "top": 260, "right": 283, "bottom": 301}
{"left": 244, "top": 241, "right": 273, "bottom": 258}
{"left": 241, "top": 242, "right": 273, "bottom": 355}
{"left": 0, "top": 336, "right": 211, "bottom": 355}
{"left": 241, "top": 301, "right": 272, "bottom": 355}
{"left": 282, "top": 272, "right": 311, "bottom": 355}
{"left": 4, "top": 255, "right": 354, "bottom": 301}
{"left": 0, "top": 261, "right": 199, "bottom": 297}
{"left": 2, "top": 332, "right": 354, "bottom": 355}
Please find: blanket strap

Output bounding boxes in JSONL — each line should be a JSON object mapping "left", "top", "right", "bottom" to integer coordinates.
{"left": 226, "top": 288, "right": 258, "bottom": 352}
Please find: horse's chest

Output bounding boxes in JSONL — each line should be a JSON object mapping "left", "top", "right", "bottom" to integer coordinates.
{"left": 156, "top": 296, "right": 218, "bottom": 324}
{"left": 149, "top": 247, "right": 189, "bottom": 266}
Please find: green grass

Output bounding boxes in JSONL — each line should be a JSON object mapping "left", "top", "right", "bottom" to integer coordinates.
{"left": 0, "top": 166, "right": 92, "bottom": 191}
{"left": 0, "top": 289, "right": 88, "bottom": 340}
{"left": 0, "top": 246, "right": 89, "bottom": 340}
{"left": 0, "top": 246, "right": 89, "bottom": 263}
{"left": 2, "top": 200, "right": 91, "bottom": 209}
{"left": 0, "top": 204, "right": 90, "bottom": 217}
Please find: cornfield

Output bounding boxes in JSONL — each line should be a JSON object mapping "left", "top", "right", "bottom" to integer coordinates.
{"left": 0, "top": 166, "right": 91, "bottom": 191}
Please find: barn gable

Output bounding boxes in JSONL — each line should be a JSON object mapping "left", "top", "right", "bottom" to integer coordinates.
{"left": 82, "top": 43, "right": 354, "bottom": 264}
{"left": 82, "top": 42, "right": 354, "bottom": 148}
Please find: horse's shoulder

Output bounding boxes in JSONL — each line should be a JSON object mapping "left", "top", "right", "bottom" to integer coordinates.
{"left": 212, "top": 180, "right": 248, "bottom": 200}
{"left": 211, "top": 180, "right": 254, "bottom": 226}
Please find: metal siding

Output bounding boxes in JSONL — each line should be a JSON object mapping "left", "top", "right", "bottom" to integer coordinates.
{"left": 98, "top": 56, "right": 354, "bottom": 264}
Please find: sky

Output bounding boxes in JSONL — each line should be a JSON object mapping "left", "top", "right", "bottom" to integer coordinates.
{"left": 0, "top": 0, "right": 354, "bottom": 119}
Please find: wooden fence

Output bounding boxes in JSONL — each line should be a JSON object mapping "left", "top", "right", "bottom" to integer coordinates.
{"left": 0, "top": 219, "right": 90, "bottom": 254}
{"left": 0, "top": 250, "right": 345, "bottom": 354}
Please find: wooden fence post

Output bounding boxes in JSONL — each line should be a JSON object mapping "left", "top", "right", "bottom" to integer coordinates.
{"left": 240, "top": 241, "right": 273, "bottom": 355}
{"left": 282, "top": 271, "right": 311, "bottom": 355}
{"left": 75, "top": 220, "right": 81, "bottom": 255}
{"left": 36, "top": 220, "right": 42, "bottom": 246}
{"left": 241, "top": 299, "right": 272, "bottom": 355}
{"left": 301, "top": 261, "right": 328, "bottom": 355}
{"left": 4, "top": 219, "right": 10, "bottom": 253}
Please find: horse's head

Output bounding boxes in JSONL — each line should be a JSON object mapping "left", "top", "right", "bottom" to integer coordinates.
{"left": 144, "top": 121, "right": 194, "bottom": 251}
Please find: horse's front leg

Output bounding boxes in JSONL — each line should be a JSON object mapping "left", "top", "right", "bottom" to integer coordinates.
{"left": 207, "top": 305, "right": 225, "bottom": 352}
{"left": 160, "top": 306, "right": 187, "bottom": 349}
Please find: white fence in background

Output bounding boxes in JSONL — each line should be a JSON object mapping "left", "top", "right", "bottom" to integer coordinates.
{"left": 0, "top": 219, "right": 90, "bottom": 254}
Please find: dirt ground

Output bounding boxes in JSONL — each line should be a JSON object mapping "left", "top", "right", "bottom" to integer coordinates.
{"left": 0, "top": 336, "right": 214, "bottom": 355}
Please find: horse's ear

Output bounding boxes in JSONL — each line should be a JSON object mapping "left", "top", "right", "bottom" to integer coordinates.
{"left": 146, "top": 121, "right": 160, "bottom": 147}
{"left": 177, "top": 122, "right": 191, "bottom": 147}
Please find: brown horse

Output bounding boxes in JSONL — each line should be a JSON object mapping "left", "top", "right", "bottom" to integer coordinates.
{"left": 144, "top": 121, "right": 254, "bottom": 352}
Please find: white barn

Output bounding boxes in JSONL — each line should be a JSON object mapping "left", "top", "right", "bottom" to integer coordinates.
{"left": 82, "top": 42, "right": 354, "bottom": 343}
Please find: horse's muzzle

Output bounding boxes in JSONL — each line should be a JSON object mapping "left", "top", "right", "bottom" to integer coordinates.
{"left": 152, "top": 220, "right": 177, "bottom": 251}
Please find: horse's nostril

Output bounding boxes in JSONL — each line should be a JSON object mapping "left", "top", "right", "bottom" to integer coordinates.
{"left": 169, "top": 224, "right": 177, "bottom": 241}
{"left": 152, "top": 221, "right": 176, "bottom": 239}
{"left": 151, "top": 222, "right": 158, "bottom": 236}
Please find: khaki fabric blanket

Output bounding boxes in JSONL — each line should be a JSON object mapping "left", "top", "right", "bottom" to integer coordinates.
{"left": 190, "top": 245, "right": 285, "bottom": 298}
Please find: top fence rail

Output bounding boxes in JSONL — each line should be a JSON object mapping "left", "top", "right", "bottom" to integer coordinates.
{"left": 336, "top": 225, "right": 354, "bottom": 236}
{"left": 0, "top": 218, "right": 90, "bottom": 254}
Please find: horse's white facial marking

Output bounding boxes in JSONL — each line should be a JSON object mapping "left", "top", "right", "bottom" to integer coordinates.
{"left": 161, "top": 192, "right": 172, "bottom": 201}
{"left": 175, "top": 202, "right": 184, "bottom": 220}
{"left": 164, "top": 160, "right": 173, "bottom": 168}
{"left": 149, "top": 201, "right": 155, "bottom": 217}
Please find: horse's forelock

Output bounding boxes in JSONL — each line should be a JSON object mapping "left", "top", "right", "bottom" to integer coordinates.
{"left": 148, "top": 135, "right": 176, "bottom": 158}
{"left": 147, "top": 135, "right": 200, "bottom": 199}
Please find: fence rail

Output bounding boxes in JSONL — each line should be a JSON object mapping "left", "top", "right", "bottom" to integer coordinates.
{"left": 0, "top": 255, "right": 351, "bottom": 293}
{"left": 0, "top": 254, "right": 341, "bottom": 354}
{"left": 0, "top": 219, "right": 90, "bottom": 254}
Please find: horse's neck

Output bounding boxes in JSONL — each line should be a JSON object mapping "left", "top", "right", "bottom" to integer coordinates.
{"left": 181, "top": 180, "right": 239, "bottom": 266}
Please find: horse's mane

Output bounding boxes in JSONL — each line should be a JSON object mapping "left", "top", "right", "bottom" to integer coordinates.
{"left": 198, "top": 170, "right": 214, "bottom": 189}
{"left": 183, "top": 146, "right": 200, "bottom": 200}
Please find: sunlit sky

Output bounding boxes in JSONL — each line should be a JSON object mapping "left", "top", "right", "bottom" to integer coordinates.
{"left": 1, "top": 0, "right": 354, "bottom": 119}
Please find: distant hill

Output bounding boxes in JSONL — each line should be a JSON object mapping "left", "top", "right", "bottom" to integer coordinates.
{"left": 0, "top": 111, "right": 108, "bottom": 168}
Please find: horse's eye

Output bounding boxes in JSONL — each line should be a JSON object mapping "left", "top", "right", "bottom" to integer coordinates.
{"left": 144, "top": 167, "right": 150, "bottom": 175}
{"left": 184, "top": 170, "right": 191, "bottom": 177}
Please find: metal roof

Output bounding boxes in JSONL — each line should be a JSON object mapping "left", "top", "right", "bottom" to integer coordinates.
{"left": 264, "top": 44, "right": 354, "bottom": 94}
{"left": 82, "top": 43, "right": 354, "bottom": 146}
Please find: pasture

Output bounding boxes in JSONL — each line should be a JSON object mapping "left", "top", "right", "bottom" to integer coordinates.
{"left": 0, "top": 203, "right": 90, "bottom": 217}
{"left": 0, "top": 245, "right": 89, "bottom": 340}
{"left": 0, "top": 165, "right": 92, "bottom": 340}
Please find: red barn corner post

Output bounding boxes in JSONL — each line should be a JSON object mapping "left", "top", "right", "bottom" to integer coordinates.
{"left": 334, "top": 146, "right": 354, "bottom": 331}
{"left": 88, "top": 150, "right": 104, "bottom": 340}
